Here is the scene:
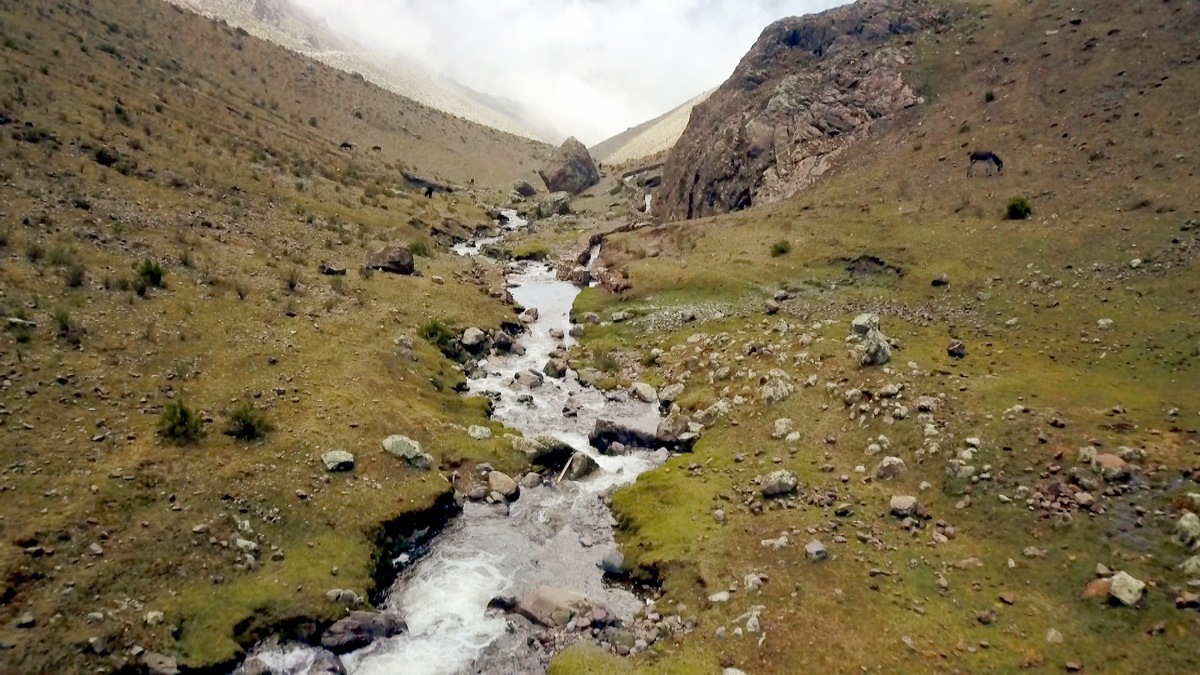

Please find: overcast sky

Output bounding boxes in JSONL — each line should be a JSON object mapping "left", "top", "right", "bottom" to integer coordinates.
{"left": 290, "top": 0, "right": 846, "bottom": 144}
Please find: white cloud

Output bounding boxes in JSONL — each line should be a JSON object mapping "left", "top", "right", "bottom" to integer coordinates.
{"left": 291, "top": 0, "right": 847, "bottom": 144}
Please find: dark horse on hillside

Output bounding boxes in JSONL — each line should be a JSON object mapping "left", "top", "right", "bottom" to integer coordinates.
{"left": 967, "top": 151, "right": 1003, "bottom": 176}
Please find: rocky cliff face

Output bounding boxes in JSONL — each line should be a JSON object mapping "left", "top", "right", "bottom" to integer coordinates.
{"left": 655, "top": 0, "right": 944, "bottom": 222}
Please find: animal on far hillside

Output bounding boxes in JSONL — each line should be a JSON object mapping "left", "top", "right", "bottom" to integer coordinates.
{"left": 339, "top": 141, "right": 355, "bottom": 151}
{"left": 967, "top": 151, "right": 1003, "bottom": 177}
{"left": 370, "top": 145, "right": 382, "bottom": 152}
{"left": 423, "top": 186, "right": 434, "bottom": 198}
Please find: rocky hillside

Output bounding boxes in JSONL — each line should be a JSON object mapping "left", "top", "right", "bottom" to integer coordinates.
{"left": 655, "top": 0, "right": 943, "bottom": 221}
{"left": 590, "top": 89, "right": 713, "bottom": 168}
{"left": 0, "top": 0, "right": 547, "bottom": 671}
{"left": 169, "top": 0, "right": 558, "bottom": 142}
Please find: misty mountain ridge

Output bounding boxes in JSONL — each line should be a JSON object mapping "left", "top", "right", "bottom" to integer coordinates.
{"left": 170, "top": 0, "right": 563, "bottom": 142}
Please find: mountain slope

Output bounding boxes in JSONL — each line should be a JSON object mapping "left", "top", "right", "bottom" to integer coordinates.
{"left": 170, "top": 0, "right": 559, "bottom": 142}
{"left": 590, "top": 89, "right": 714, "bottom": 167}
{"left": 0, "top": 0, "right": 542, "bottom": 671}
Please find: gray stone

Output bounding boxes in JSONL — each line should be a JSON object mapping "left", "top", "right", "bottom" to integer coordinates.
{"left": 872, "top": 456, "right": 908, "bottom": 481}
{"left": 1108, "top": 571, "right": 1145, "bottom": 606}
{"left": 760, "top": 470, "right": 799, "bottom": 497}
{"left": 659, "top": 383, "right": 685, "bottom": 403}
{"left": 599, "top": 551, "right": 625, "bottom": 575}
{"left": 307, "top": 650, "right": 347, "bottom": 675}
{"left": 365, "top": 246, "right": 415, "bottom": 275}
{"left": 629, "top": 382, "right": 658, "bottom": 403}
{"left": 143, "top": 653, "right": 180, "bottom": 675}
{"left": 488, "top": 471, "right": 520, "bottom": 501}
{"left": 805, "top": 540, "right": 828, "bottom": 561}
{"left": 563, "top": 452, "right": 600, "bottom": 481}
{"left": 325, "top": 589, "right": 363, "bottom": 606}
{"left": 543, "top": 358, "right": 569, "bottom": 379}
{"left": 382, "top": 435, "right": 434, "bottom": 471}
{"left": 461, "top": 327, "right": 487, "bottom": 348}
{"left": 513, "top": 586, "right": 591, "bottom": 627}
{"left": 537, "top": 137, "right": 600, "bottom": 195}
{"left": 771, "top": 418, "right": 794, "bottom": 439}
{"left": 1178, "top": 555, "right": 1200, "bottom": 578}
{"left": 851, "top": 313, "right": 880, "bottom": 335}
{"left": 1176, "top": 511, "right": 1200, "bottom": 549}
{"left": 321, "top": 451, "right": 355, "bottom": 472}
{"left": 890, "top": 495, "right": 918, "bottom": 518}
{"left": 468, "top": 425, "right": 493, "bottom": 440}
{"left": 759, "top": 369, "right": 795, "bottom": 403}
{"left": 15, "top": 612, "right": 34, "bottom": 628}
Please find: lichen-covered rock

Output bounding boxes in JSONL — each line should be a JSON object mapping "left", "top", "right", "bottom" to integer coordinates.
{"left": 537, "top": 137, "right": 600, "bottom": 195}
{"left": 760, "top": 470, "right": 799, "bottom": 497}
{"left": 382, "top": 435, "right": 434, "bottom": 471}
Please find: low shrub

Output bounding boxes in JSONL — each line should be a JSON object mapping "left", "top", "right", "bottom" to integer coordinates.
{"left": 158, "top": 400, "right": 205, "bottom": 444}
{"left": 224, "top": 401, "right": 273, "bottom": 441}
{"left": 136, "top": 258, "right": 165, "bottom": 288}
{"left": 771, "top": 240, "right": 792, "bottom": 257}
{"left": 1005, "top": 196, "right": 1032, "bottom": 220}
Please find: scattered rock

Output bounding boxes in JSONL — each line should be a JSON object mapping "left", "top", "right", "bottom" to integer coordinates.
{"left": 1108, "top": 571, "right": 1145, "bottom": 606}
{"left": 468, "top": 425, "right": 493, "bottom": 441}
{"left": 1175, "top": 511, "right": 1200, "bottom": 549}
{"left": 382, "top": 435, "right": 434, "bottom": 471}
{"left": 461, "top": 327, "right": 487, "bottom": 349}
{"left": 318, "top": 262, "right": 347, "bottom": 276}
{"left": 931, "top": 273, "right": 950, "bottom": 287}
{"left": 321, "top": 451, "right": 355, "bottom": 472}
{"left": 947, "top": 340, "right": 967, "bottom": 359}
{"left": 307, "top": 650, "right": 347, "bottom": 675}
{"left": 512, "top": 586, "right": 591, "bottom": 627}
{"left": 143, "top": 652, "right": 181, "bottom": 675}
{"left": 872, "top": 456, "right": 908, "bottom": 481}
{"left": 488, "top": 471, "right": 520, "bottom": 501}
{"left": 1093, "top": 454, "right": 1130, "bottom": 482}
{"left": 629, "top": 382, "right": 658, "bottom": 403}
{"left": 848, "top": 313, "right": 892, "bottom": 366}
{"left": 760, "top": 470, "right": 799, "bottom": 497}
{"left": 890, "top": 495, "right": 918, "bottom": 518}
{"left": 365, "top": 246, "right": 416, "bottom": 275}
{"left": 805, "top": 540, "right": 828, "bottom": 561}
{"left": 562, "top": 452, "right": 600, "bottom": 481}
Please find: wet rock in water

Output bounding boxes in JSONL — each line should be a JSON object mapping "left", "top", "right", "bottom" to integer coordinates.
{"left": 847, "top": 314, "right": 892, "bottom": 367}
{"left": 760, "top": 470, "right": 799, "bottom": 497}
{"left": 308, "top": 650, "right": 346, "bottom": 675}
{"left": 468, "top": 425, "right": 493, "bottom": 440}
{"left": 1108, "top": 571, "right": 1146, "bottom": 606}
{"left": 321, "top": 451, "right": 355, "bottom": 472}
{"left": 947, "top": 340, "right": 967, "bottom": 359}
{"left": 512, "top": 435, "right": 576, "bottom": 469}
{"left": 1093, "top": 454, "right": 1130, "bottom": 482}
{"left": 568, "top": 267, "right": 593, "bottom": 286}
{"left": 599, "top": 551, "right": 625, "bottom": 575}
{"left": 563, "top": 452, "right": 600, "bottom": 481}
{"left": 237, "top": 657, "right": 272, "bottom": 675}
{"left": 382, "top": 435, "right": 434, "bottom": 471}
{"left": 538, "top": 137, "right": 600, "bottom": 195}
{"left": 890, "top": 495, "right": 919, "bottom": 518}
{"left": 514, "top": 369, "right": 544, "bottom": 388}
{"left": 320, "top": 611, "right": 407, "bottom": 654}
{"left": 590, "top": 419, "right": 658, "bottom": 453}
{"left": 513, "top": 586, "right": 592, "bottom": 627}
{"left": 488, "top": 471, "right": 520, "bottom": 501}
{"left": 805, "top": 540, "right": 828, "bottom": 561}
{"left": 630, "top": 382, "right": 658, "bottom": 403}
{"left": 543, "top": 358, "right": 569, "bottom": 379}
{"left": 872, "top": 456, "right": 908, "bottom": 481}
{"left": 576, "top": 368, "right": 602, "bottom": 388}
{"left": 519, "top": 472, "right": 542, "bottom": 489}
{"left": 142, "top": 652, "right": 180, "bottom": 675}
{"left": 1175, "top": 511, "right": 1200, "bottom": 549}
{"left": 365, "top": 246, "right": 416, "bottom": 275}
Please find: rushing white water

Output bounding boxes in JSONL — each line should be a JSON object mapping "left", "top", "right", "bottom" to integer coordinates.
{"left": 247, "top": 212, "right": 663, "bottom": 675}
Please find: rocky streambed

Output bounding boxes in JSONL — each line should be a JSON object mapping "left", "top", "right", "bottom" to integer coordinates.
{"left": 240, "top": 212, "right": 693, "bottom": 675}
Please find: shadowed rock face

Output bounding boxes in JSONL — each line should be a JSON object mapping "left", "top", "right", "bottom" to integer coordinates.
{"left": 655, "top": 0, "right": 944, "bottom": 222}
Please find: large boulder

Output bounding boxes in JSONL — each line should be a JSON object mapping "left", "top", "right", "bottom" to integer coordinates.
{"left": 1108, "top": 571, "right": 1145, "bottom": 606}
{"left": 562, "top": 451, "right": 600, "bottom": 481}
{"left": 1176, "top": 511, "right": 1200, "bottom": 549}
{"left": 512, "top": 586, "right": 591, "bottom": 627}
{"left": 320, "top": 611, "right": 407, "bottom": 654}
{"left": 513, "top": 180, "right": 538, "bottom": 198}
{"left": 872, "top": 456, "right": 908, "bottom": 481}
{"left": 512, "top": 435, "right": 576, "bottom": 469}
{"left": 537, "top": 137, "right": 600, "bottom": 195}
{"left": 308, "top": 651, "right": 347, "bottom": 675}
{"left": 382, "top": 435, "right": 434, "bottom": 471}
{"left": 589, "top": 419, "right": 658, "bottom": 453}
{"left": 654, "top": 1, "right": 940, "bottom": 221}
{"left": 847, "top": 313, "right": 892, "bottom": 367}
{"left": 365, "top": 246, "right": 415, "bottom": 275}
{"left": 321, "top": 451, "right": 355, "bottom": 472}
{"left": 760, "top": 470, "right": 799, "bottom": 497}
{"left": 488, "top": 471, "right": 520, "bottom": 501}
{"left": 536, "top": 192, "right": 573, "bottom": 218}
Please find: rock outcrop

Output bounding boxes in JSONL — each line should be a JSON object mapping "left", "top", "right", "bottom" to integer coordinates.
{"left": 655, "top": 0, "right": 943, "bottom": 222}
{"left": 538, "top": 137, "right": 600, "bottom": 195}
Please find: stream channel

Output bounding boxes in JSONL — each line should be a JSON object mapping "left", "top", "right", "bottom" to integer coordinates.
{"left": 250, "top": 211, "right": 664, "bottom": 674}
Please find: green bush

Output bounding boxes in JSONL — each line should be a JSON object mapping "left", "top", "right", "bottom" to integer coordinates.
{"left": 223, "top": 401, "right": 273, "bottom": 441}
{"left": 421, "top": 318, "right": 466, "bottom": 362}
{"left": 984, "top": 90, "right": 996, "bottom": 103}
{"left": 409, "top": 240, "right": 432, "bottom": 257}
{"left": 770, "top": 240, "right": 792, "bottom": 257}
{"left": 1005, "top": 196, "right": 1032, "bottom": 220}
{"left": 136, "top": 258, "right": 165, "bottom": 288}
{"left": 158, "top": 400, "right": 205, "bottom": 444}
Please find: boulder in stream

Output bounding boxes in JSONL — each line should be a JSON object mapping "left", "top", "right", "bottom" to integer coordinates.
{"left": 308, "top": 650, "right": 347, "bottom": 675}
{"left": 511, "top": 586, "right": 593, "bottom": 627}
{"left": 488, "top": 471, "right": 520, "bottom": 501}
{"left": 320, "top": 611, "right": 407, "bottom": 654}
{"left": 511, "top": 435, "right": 576, "bottom": 470}
{"left": 562, "top": 452, "right": 600, "bottom": 481}
{"left": 589, "top": 419, "right": 658, "bottom": 453}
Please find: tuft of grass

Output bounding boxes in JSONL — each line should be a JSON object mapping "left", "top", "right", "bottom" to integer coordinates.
{"left": 984, "top": 89, "right": 996, "bottom": 103}
{"left": 223, "top": 400, "right": 273, "bottom": 441}
{"left": 63, "top": 262, "right": 87, "bottom": 288}
{"left": 51, "top": 308, "right": 82, "bottom": 346}
{"left": 158, "top": 400, "right": 205, "bottom": 444}
{"left": 770, "top": 239, "right": 792, "bottom": 257}
{"left": 509, "top": 242, "right": 550, "bottom": 261}
{"left": 1005, "top": 196, "right": 1032, "bottom": 220}
{"left": 409, "top": 240, "right": 431, "bottom": 257}
{"left": 421, "top": 318, "right": 466, "bottom": 362}
{"left": 283, "top": 266, "right": 303, "bottom": 293}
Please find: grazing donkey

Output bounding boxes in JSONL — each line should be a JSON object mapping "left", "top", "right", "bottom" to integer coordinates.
{"left": 967, "top": 151, "right": 1003, "bottom": 176}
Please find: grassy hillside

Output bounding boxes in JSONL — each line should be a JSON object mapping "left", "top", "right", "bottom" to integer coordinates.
{"left": 0, "top": 0, "right": 544, "bottom": 671}
{"left": 552, "top": 0, "right": 1200, "bottom": 672}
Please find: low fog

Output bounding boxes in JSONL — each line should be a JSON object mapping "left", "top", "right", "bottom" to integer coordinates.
{"left": 291, "top": 0, "right": 846, "bottom": 144}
